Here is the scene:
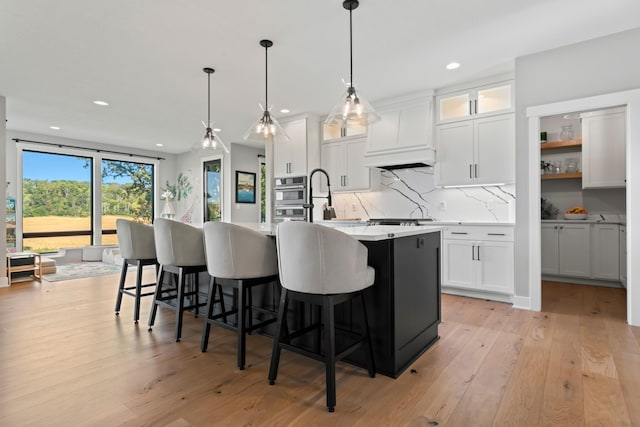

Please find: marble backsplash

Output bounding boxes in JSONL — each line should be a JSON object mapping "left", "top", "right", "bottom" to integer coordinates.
{"left": 330, "top": 167, "right": 516, "bottom": 222}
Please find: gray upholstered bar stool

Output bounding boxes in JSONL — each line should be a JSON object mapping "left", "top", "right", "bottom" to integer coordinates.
{"left": 148, "top": 218, "right": 208, "bottom": 342}
{"left": 114, "top": 219, "right": 158, "bottom": 323}
{"left": 269, "top": 221, "right": 376, "bottom": 412}
{"left": 201, "top": 222, "right": 279, "bottom": 370}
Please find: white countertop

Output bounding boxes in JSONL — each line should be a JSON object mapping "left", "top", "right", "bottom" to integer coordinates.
{"left": 234, "top": 222, "right": 443, "bottom": 241}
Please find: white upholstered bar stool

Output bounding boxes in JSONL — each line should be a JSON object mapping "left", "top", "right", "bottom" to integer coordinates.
{"left": 269, "top": 221, "right": 376, "bottom": 413}
{"left": 114, "top": 219, "right": 158, "bottom": 323}
{"left": 201, "top": 222, "right": 279, "bottom": 370}
{"left": 148, "top": 218, "right": 208, "bottom": 342}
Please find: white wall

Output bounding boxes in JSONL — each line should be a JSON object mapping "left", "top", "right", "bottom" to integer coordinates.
{"left": 230, "top": 144, "right": 264, "bottom": 223}
{"left": 515, "top": 28, "right": 640, "bottom": 302}
{"left": 1, "top": 96, "right": 7, "bottom": 286}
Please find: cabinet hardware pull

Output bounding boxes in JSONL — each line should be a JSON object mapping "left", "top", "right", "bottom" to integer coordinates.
{"left": 554, "top": 226, "right": 557, "bottom": 230}
{"left": 476, "top": 245, "right": 480, "bottom": 261}
{"left": 471, "top": 245, "right": 475, "bottom": 260}
{"left": 469, "top": 100, "right": 472, "bottom": 116}
{"left": 344, "top": 175, "right": 347, "bottom": 187}
{"left": 469, "top": 164, "right": 473, "bottom": 179}
{"left": 487, "top": 233, "right": 505, "bottom": 236}
{"left": 559, "top": 226, "right": 564, "bottom": 230}
{"left": 451, "top": 232, "right": 468, "bottom": 235}
{"left": 475, "top": 163, "right": 478, "bottom": 178}
{"left": 474, "top": 99, "right": 478, "bottom": 115}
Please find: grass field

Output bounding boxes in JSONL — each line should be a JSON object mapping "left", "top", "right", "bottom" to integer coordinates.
{"left": 22, "top": 215, "right": 145, "bottom": 253}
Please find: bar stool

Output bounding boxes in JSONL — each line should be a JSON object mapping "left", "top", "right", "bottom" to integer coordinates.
{"left": 269, "top": 221, "right": 376, "bottom": 412}
{"left": 201, "top": 222, "right": 279, "bottom": 370}
{"left": 114, "top": 219, "right": 158, "bottom": 323}
{"left": 148, "top": 218, "right": 208, "bottom": 342}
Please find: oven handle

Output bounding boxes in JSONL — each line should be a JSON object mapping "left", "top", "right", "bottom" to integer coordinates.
{"left": 274, "top": 184, "right": 306, "bottom": 190}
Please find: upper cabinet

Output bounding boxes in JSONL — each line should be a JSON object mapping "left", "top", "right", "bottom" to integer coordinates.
{"left": 582, "top": 107, "right": 626, "bottom": 189}
{"left": 363, "top": 92, "right": 435, "bottom": 169}
{"left": 436, "top": 80, "right": 514, "bottom": 124}
{"left": 321, "top": 137, "right": 375, "bottom": 192}
{"left": 322, "top": 120, "right": 366, "bottom": 142}
{"left": 274, "top": 115, "right": 320, "bottom": 178}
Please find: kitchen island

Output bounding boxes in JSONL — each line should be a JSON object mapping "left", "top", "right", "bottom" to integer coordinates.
{"left": 237, "top": 222, "right": 442, "bottom": 378}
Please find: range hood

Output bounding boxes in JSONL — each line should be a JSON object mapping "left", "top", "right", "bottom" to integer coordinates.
{"left": 364, "top": 146, "right": 436, "bottom": 170}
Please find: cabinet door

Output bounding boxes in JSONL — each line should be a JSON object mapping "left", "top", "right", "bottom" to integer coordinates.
{"left": 475, "top": 82, "right": 514, "bottom": 117}
{"left": 273, "top": 140, "right": 291, "bottom": 178}
{"left": 591, "top": 224, "right": 619, "bottom": 280}
{"left": 367, "top": 109, "right": 399, "bottom": 153}
{"left": 541, "top": 224, "right": 559, "bottom": 275}
{"left": 436, "top": 90, "right": 472, "bottom": 123}
{"left": 474, "top": 114, "right": 515, "bottom": 185}
{"left": 436, "top": 121, "right": 474, "bottom": 186}
{"left": 582, "top": 110, "right": 626, "bottom": 188}
{"left": 344, "top": 138, "right": 370, "bottom": 191}
{"left": 558, "top": 224, "right": 590, "bottom": 278}
{"left": 397, "top": 101, "right": 431, "bottom": 150}
{"left": 476, "top": 241, "right": 514, "bottom": 294}
{"left": 442, "top": 239, "right": 475, "bottom": 289}
{"left": 286, "top": 119, "right": 308, "bottom": 177}
{"left": 320, "top": 142, "right": 345, "bottom": 192}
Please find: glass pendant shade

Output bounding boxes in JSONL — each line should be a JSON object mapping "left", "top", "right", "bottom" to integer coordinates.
{"left": 324, "top": 0, "right": 379, "bottom": 129}
{"left": 194, "top": 67, "right": 229, "bottom": 153}
{"left": 244, "top": 39, "right": 289, "bottom": 143}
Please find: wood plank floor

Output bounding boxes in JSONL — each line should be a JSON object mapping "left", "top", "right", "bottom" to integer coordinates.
{"left": 1, "top": 274, "right": 639, "bottom": 426}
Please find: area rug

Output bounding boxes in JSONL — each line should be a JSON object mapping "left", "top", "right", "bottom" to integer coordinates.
{"left": 43, "top": 262, "right": 122, "bottom": 282}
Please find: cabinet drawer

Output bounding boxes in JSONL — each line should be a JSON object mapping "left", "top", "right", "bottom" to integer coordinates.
{"left": 443, "top": 226, "right": 514, "bottom": 241}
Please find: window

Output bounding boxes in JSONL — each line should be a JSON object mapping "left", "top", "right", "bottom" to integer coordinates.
{"left": 204, "top": 158, "right": 222, "bottom": 222}
{"left": 20, "top": 147, "right": 156, "bottom": 253}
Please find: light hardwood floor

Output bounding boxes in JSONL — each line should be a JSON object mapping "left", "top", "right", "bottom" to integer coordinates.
{"left": 1, "top": 273, "right": 639, "bottom": 426}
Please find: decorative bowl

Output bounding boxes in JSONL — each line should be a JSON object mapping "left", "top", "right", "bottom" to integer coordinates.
{"left": 563, "top": 213, "right": 588, "bottom": 220}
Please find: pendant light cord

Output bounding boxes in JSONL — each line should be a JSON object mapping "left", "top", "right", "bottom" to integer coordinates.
{"left": 207, "top": 72, "right": 211, "bottom": 127}
{"left": 349, "top": 5, "right": 353, "bottom": 89}
{"left": 264, "top": 43, "right": 269, "bottom": 108}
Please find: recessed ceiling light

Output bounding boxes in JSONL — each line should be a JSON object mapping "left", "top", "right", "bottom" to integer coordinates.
{"left": 446, "top": 62, "right": 460, "bottom": 70}
{"left": 213, "top": 128, "right": 221, "bottom": 132}
{"left": 155, "top": 143, "right": 163, "bottom": 147}
{"left": 93, "top": 100, "right": 109, "bottom": 106}
{"left": 280, "top": 109, "right": 290, "bottom": 114}
{"left": 49, "top": 126, "right": 61, "bottom": 130}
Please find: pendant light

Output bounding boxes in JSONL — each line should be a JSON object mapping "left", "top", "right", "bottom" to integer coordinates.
{"left": 244, "top": 39, "right": 289, "bottom": 142}
{"left": 200, "top": 67, "right": 229, "bottom": 153}
{"left": 324, "top": 0, "right": 379, "bottom": 129}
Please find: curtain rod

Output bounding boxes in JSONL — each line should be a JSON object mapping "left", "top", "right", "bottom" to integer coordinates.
{"left": 12, "top": 138, "right": 166, "bottom": 161}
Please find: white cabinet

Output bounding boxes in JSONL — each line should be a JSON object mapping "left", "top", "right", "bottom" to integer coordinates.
{"left": 274, "top": 116, "right": 319, "bottom": 178}
{"left": 582, "top": 108, "right": 626, "bottom": 189}
{"left": 620, "top": 225, "right": 627, "bottom": 287}
{"left": 320, "top": 137, "right": 373, "bottom": 192}
{"left": 541, "top": 222, "right": 591, "bottom": 278}
{"left": 436, "top": 113, "right": 515, "bottom": 186}
{"left": 364, "top": 95, "right": 435, "bottom": 168}
{"left": 442, "top": 226, "right": 514, "bottom": 297}
{"left": 591, "top": 224, "right": 620, "bottom": 280}
{"left": 322, "top": 121, "right": 366, "bottom": 142}
{"left": 436, "top": 80, "right": 514, "bottom": 124}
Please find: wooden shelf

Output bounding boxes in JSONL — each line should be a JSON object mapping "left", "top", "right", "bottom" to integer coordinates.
{"left": 540, "top": 138, "right": 582, "bottom": 150}
{"left": 6, "top": 253, "right": 42, "bottom": 283}
{"left": 541, "top": 172, "right": 582, "bottom": 180}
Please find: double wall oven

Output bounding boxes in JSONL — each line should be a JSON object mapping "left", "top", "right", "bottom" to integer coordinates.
{"left": 274, "top": 176, "right": 307, "bottom": 222}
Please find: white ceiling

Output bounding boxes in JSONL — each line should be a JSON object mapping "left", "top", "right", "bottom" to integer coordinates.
{"left": 2, "top": 0, "right": 640, "bottom": 155}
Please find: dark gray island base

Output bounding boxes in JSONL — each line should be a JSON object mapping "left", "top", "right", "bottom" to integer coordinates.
{"left": 336, "top": 231, "right": 441, "bottom": 378}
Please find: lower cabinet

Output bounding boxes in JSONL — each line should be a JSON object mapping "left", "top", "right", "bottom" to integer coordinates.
{"left": 441, "top": 226, "right": 514, "bottom": 298}
{"left": 541, "top": 222, "right": 621, "bottom": 282}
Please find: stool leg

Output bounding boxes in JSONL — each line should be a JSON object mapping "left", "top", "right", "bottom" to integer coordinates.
{"left": 269, "top": 289, "right": 289, "bottom": 385}
{"left": 133, "top": 260, "right": 143, "bottom": 324}
{"left": 323, "top": 295, "right": 337, "bottom": 413}
{"left": 218, "top": 284, "right": 228, "bottom": 324}
{"left": 237, "top": 280, "right": 246, "bottom": 370}
{"left": 360, "top": 292, "right": 376, "bottom": 378}
{"left": 148, "top": 266, "right": 165, "bottom": 330}
{"left": 114, "top": 261, "right": 128, "bottom": 315}
{"left": 201, "top": 276, "right": 216, "bottom": 352}
{"left": 175, "top": 270, "right": 185, "bottom": 342}
{"left": 193, "top": 273, "right": 200, "bottom": 318}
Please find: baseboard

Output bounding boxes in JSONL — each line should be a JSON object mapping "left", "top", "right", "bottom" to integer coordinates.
{"left": 511, "top": 296, "right": 531, "bottom": 310}
{"left": 442, "top": 286, "right": 513, "bottom": 304}
{"left": 0, "top": 277, "right": 9, "bottom": 288}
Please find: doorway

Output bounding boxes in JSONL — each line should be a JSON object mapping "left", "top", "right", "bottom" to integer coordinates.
{"left": 526, "top": 89, "right": 640, "bottom": 326}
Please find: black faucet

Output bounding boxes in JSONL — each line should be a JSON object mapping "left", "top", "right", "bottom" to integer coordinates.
{"left": 304, "top": 168, "right": 332, "bottom": 223}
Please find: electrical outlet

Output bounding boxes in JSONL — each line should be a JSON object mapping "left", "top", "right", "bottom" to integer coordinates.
{"left": 439, "top": 201, "right": 446, "bottom": 211}
{"left": 351, "top": 204, "right": 357, "bottom": 212}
